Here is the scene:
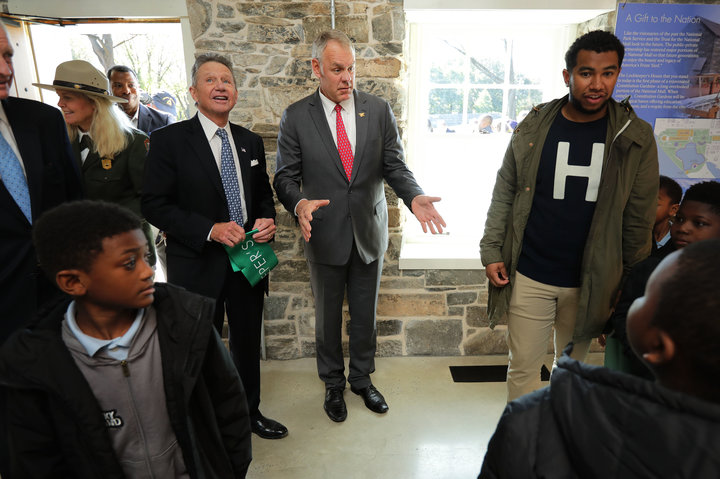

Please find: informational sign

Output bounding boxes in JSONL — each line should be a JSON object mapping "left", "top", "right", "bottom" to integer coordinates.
{"left": 615, "top": 3, "right": 720, "bottom": 182}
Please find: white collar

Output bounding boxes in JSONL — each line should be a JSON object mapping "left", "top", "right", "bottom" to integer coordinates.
{"left": 196, "top": 110, "right": 230, "bottom": 142}
{"left": 318, "top": 89, "right": 354, "bottom": 115}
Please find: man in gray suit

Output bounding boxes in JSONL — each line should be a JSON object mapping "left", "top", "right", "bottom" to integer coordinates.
{"left": 274, "top": 30, "right": 445, "bottom": 422}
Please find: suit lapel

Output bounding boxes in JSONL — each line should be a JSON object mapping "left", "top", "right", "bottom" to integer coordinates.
{"left": 187, "top": 115, "right": 225, "bottom": 199}
{"left": 308, "top": 91, "right": 348, "bottom": 181}
{"left": 351, "top": 90, "right": 368, "bottom": 184}
{"left": 137, "top": 104, "right": 148, "bottom": 133}
{"left": 3, "top": 97, "right": 40, "bottom": 224}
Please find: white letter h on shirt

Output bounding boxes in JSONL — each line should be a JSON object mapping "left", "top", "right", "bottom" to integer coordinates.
{"left": 553, "top": 142, "right": 604, "bottom": 202}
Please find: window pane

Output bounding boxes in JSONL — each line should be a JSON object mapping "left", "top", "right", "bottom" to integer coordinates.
{"left": 508, "top": 38, "right": 545, "bottom": 86}
{"left": 506, "top": 89, "right": 543, "bottom": 121}
{"left": 429, "top": 41, "right": 465, "bottom": 84}
{"left": 469, "top": 39, "right": 507, "bottom": 84}
{"left": 469, "top": 88, "right": 503, "bottom": 114}
{"left": 428, "top": 88, "right": 463, "bottom": 132}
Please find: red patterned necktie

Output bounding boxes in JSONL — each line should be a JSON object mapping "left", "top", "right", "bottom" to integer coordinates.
{"left": 334, "top": 104, "right": 353, "bottom": 180}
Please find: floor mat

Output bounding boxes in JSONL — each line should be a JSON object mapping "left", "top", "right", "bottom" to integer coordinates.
{"left": 449, "top": 364, "right": 551, "bottom": 382}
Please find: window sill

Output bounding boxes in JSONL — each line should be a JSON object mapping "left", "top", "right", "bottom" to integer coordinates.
{"left": 399, "top": 236, "right": 483, "bottom": 270}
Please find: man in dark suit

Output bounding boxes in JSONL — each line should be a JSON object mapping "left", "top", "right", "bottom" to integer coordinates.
{"left": 0, "top": 22, "right": 82, "bottom": 478}
{"left": 108, "top": 65, "right": 174, "bottom": 135}
{"left": 0, "top": 24, "right": 82, "bottom": 344}
{"left": 274, "top": 30, "right": 445, "bottom": 423}
{"left": 142, "top": 53, "right": 287, "bottom": 439}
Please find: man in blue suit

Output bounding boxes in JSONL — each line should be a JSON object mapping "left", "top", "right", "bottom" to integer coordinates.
{"left": 108, "top": 65, "right": 174, "bottom": 135}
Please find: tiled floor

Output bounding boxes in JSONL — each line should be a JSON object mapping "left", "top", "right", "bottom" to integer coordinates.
{"left": 247, "top": 353, "right": 603, "bottom": 479}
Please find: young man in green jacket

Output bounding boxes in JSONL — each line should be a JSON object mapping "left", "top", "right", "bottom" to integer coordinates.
{"left": 480, "top": 30, "right": 658, "bottom": 401}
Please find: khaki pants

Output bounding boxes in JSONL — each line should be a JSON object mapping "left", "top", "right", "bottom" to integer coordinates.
{"left": 506, "top": 272, "right": 591, "bottom": 401}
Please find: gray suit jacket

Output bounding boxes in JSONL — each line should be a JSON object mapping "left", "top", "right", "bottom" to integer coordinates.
{"left": 274, "top": 89, "right": 423, "bottom": 265}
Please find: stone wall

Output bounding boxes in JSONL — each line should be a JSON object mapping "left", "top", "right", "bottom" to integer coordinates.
{"left": 185, "top": 0, "right": 500, "bottom": 360}
{"left": 190, "top": 1, "right": 712, "bottom": 360}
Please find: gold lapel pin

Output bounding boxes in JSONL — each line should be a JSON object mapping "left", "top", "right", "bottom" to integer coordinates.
{"left": 359, "top": 112, "right": 365, "bottom": 118}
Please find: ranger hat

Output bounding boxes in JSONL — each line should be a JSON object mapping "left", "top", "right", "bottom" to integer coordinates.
{"left": 33, "top": 60, "right": 127, "bottom": 103}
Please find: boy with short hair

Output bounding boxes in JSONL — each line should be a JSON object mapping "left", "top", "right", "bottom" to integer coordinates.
{"left": 0, "top": 201, "right": 252, "bottom": 477}
{"left": 654, "top": 175, "right": 681, "bottom": 251}
{"left": 605, "top": 180, "right": 720, "bottom": 377}
{"left": 479, "top": 239, "right": 720, "bottom": 478}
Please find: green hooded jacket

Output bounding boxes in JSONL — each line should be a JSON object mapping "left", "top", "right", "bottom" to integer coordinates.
{"left": 480, "top": 96, "right": 658, "bottom": 340}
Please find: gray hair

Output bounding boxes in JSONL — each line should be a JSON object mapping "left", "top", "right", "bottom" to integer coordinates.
{"left": 312, "top": 30, "right": 355, "bottom": 64}
{"left": 191, "top": 53, "right": 236, "bottom": 87}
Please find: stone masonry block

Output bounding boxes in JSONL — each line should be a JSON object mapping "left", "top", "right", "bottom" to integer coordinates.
{"left": 247, "top": 24, "right": 300, "bottom": 44}
{"left": 377, "top": 339, "right": 403, "bottom": 357}
{"left": 371, "top": 11, "right": 393, "bottom": 42}
{"left": 188, "top": 0, "right": 212, "bottom": 39}
{"left": 217, "top": 20, "right": 245, "bottom": 33}
{"left": 379, "top": 277, "right": 424, "bottom": 289}
{"left": 303, "top": 16, "right": 369, "bottom": 45}
{"left": 357, "top": 58, "right": 402, "bottom": 78}
{"left": 466, "top": 305, "right": 489, "bottom": 327}
{"left": 266, "top": 337, "right": 299, "bottom": 360}
{"left": 377, "top": 293, "right": 445, "bottom": 316}
{"left": 300, "top": 340, "right": 316, "bottom": 357}
{"left": 264, "top": 295, "right": 289, "bottom": 320}
{"left": 426, "top": 270, "right": 485, "bottom": 287}
{"left": 406, "top": 319, "right": 462, "bottom": 355}
{"left": 270, "top": 259, "right": 309, "bottom": 282}
{"left": 217, "top": 3, "right": 236, "bottom": 19}
{"left": 377, "top": 319, "right": 402, "bottom": 336}
{"left": 447, "top": 291, "right": 477, "bottom": 306}
{"left": 264, "top": 321, "right": 296, "bottom": 336}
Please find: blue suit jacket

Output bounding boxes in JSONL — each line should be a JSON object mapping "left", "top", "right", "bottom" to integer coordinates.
{"left": 0, "top": 97, "right": 82, "bottom": 343}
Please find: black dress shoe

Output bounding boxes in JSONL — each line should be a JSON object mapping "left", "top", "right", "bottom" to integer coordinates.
{"left": 250, "top": 414, "right": 288, "bottom": 439}
{"left": 324, "top": 387, "right": 347, "bottom": 422}
{"left": 350, "top": 384, "right": 389, "bottom": 414}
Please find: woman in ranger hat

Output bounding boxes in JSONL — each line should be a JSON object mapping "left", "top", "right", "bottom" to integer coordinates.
{"left": 34, "top": 60, "right": 155, "bottom": 264}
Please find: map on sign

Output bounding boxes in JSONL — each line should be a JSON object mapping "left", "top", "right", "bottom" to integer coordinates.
{"left": 654, "top": 118, "right": 720, "bottom": 179}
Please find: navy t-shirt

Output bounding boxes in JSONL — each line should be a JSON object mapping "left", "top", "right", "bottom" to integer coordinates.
{"left": 517, "top": 111, "right": 608, "bottom": 287}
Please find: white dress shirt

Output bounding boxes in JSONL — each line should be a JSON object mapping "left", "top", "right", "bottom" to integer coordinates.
{"left": 294, "top": 90, "right": 356, "bottom": 215}
{"left": 196, "top": 111, "right": 248, "bottom": 237}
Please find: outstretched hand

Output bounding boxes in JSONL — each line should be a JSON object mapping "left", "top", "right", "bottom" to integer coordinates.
{"left": 411, "top": 195, "right": 446, "bottom": 234}
{"left": 297, "top": 198, "right": 330, "bottom": 242}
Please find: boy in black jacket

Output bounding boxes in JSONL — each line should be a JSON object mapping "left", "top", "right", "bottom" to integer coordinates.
{"left": 604, "top": 180, "right": 720, "bottom": 377}
{"left": 0, "top": 200, "right": 252, "bottom": 478}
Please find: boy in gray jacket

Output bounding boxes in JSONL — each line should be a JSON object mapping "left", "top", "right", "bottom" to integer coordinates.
{"left": 0, "top": 200, "right": 252, "bottom": 478}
